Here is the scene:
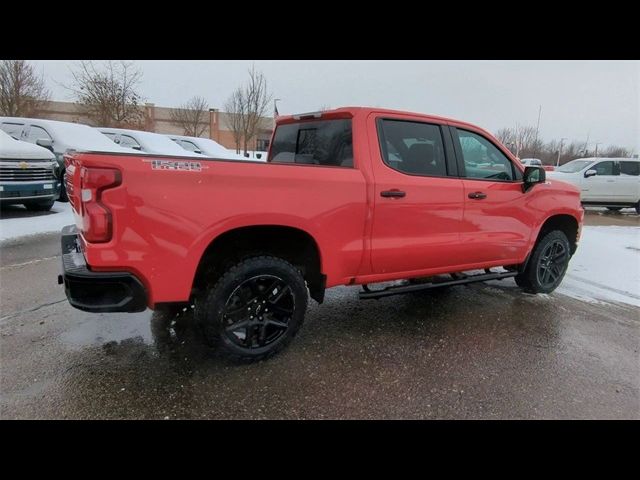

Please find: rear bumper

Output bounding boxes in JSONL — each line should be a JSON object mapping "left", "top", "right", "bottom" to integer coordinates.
{"left": 59, "top": 225, "right": 147, "bottom": 313}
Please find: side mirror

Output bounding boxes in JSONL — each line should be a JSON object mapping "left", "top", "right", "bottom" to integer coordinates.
{"left": 194, "top": 150, "right": 203, "bottom": 154}
{"left": 36, "top": 138, "right": 54, "bottom": 151}
{"left": 522, "top": 166, "right": 546, "bottom": 193}
{"left": 131, "top": 145, "right": 142, "bottom": 151}
{"left": 584, "top": 169, "right": 597, "bottom": 178}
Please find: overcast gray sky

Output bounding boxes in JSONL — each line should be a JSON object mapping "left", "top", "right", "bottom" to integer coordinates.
{"left": 32, "top": 60, "right": 639, "bottom": 151}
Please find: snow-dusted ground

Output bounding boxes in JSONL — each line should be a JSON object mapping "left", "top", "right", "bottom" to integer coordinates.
{"left": 558, "top": 225, "right": 640, "bottom": 307}
{"left": 0, "top": 202, "right": 73, "bottom": 242}
{"left": 1, "top": 203, "right": 639, "bottom": 307}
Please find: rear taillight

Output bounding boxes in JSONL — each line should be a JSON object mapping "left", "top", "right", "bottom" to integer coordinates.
{"left": 80, "top": 167, "right": 121, "bottom": 243}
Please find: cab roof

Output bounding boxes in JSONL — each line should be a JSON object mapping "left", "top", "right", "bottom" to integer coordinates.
{"left": 276, "top": 106, "right": 492, "bottom": 136}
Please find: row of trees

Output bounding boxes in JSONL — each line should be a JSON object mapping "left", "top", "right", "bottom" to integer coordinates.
{"left": 495, "top": 125, "right": 632, "bottom": 165}
{"left": 0, "top": 60, "right": 271, "bottom": 154}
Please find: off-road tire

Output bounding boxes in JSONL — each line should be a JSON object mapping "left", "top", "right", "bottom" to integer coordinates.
{"left": 194, "top": 256, "right": 308, "bottom": 362}
{"left": 515, "top": 230, "right": 571, "bottom": 294}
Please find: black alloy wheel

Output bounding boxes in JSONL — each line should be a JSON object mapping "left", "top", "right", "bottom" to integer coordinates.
{"left": 536, "top": 239, "right": 568, "bottom": 289}
{"left": 222, "top": 275, "right": 295, "bottom": 349}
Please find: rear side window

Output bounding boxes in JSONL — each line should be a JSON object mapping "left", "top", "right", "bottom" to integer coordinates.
{"left": 619, "top": 161, "right": 639, "bottom": 176}
{"left": 378, "top": 120, "right": 447, "bottom": 176}
{"left": 269, "top": 119, "right": 353, "bottom": 167}
{"left": 1, "top": 122, "right": 25, "bottom": 139}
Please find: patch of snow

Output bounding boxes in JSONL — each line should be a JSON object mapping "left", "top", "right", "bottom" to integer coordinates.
{"left": 0, "top": 202, "right": 73, "bottom": 242}
{"left": 558, "top": 226, "right": 640, "bottom": 307}
{"left": 98, "top": 128, "right": 203, "bottom": 157}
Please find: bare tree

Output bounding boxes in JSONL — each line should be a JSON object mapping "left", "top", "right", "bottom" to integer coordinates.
{"left": 0, "top": 60, "right": 50, "bottom": 117}
{"left": 66, "top": 61, "right": 144, "bottom": 128}
{"left": 170, "top": 96, "right": 209, "bottom": 137}
{"left": 242, "top": 66, "right": 272, "bottom": 153}
{"left": 224, "top": 88, "right": 245, "bottom": 154}
{"left": 223, "top": 66, "right": 272, "bottom": 155}
{"left": 494, "top": 127, "right": 513, "bottom": 145}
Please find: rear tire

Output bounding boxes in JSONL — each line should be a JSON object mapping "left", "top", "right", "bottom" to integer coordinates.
{"left": 194, "top": 256, "right": 308, "bottom": 362}
{"left": 635, "top": 201, "right": 640, "bottom": 215}
{"left": 24, "top": 200, "right": 54, "bottom": 211}
{"left": 515, "top": 230, "right": 571, "bottom": 294}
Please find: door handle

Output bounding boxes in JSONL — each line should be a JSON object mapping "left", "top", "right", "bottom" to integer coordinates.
{"left": 468, "top": 191, "right": 487, "bottom": 200}
{"left": 380, "top": 189, "right": 406, "bottom": 198}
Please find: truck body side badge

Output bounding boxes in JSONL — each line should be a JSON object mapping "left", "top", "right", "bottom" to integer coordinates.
{"left": 143, "top": 159, "right": 208, "bottom": 172}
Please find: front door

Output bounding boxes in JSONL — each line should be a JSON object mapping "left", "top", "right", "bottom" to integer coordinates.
{"left": 451, "top": 127, "right": 532, "bottom": 266}
{"left": 369, "top": 115, "right": 466, "bottom": 275}
{"left": 582, "top": 160, "right": 619, "bottom": 202}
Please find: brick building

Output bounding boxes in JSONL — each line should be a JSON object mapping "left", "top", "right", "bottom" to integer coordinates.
{"left": 35, "top": 100, "right": 274, "bottom": 152}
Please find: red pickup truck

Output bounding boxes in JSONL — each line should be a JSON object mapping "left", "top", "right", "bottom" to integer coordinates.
{"left": 59, "top": 107, "right": 583, "bottom": 361}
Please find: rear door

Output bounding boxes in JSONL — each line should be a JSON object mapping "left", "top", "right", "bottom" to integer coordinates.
{"left": 369, "top": 115, "right": 466, "bottom": 275}
{"left": 582, "top": 160, "right": 619, "bottom": 201}
{"left": 451, "top": 127, "right": 531, "bottom": 266}
{"left": 617, "top": 161, "right": 640, "bottom": 202}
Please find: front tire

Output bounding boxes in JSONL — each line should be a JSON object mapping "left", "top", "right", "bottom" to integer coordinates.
{"left": 195, "top": 256, "right": 308, "bottom": 362}
{"left": 515, "top": 230, "right": 571, "bottom": 294}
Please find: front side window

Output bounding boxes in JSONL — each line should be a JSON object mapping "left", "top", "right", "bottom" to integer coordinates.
{"left": 456, "top": 129, "right": 515, "bottom": 181}
{"left": 619, "top": 161, "right": 639, "bottom": 176}
{"left": 25, "top": 125, "right": 52, "bottom": 143}
{"left": 269, "top": 119, "right": 352, "bottom": 167}
{"left": 178, "top": 140, "right": 200, "bottom": 152}
{"left": 592, "top": 161, "right": 617, "bottom": 176}
{"left": 378, "top": 120, "right": 447, "bottom": 176}
{"left": 557, "top": 159, "right": 592, "bottom": 173}
{"left": 119, "top": 134, "right": 142, "bottom": 150}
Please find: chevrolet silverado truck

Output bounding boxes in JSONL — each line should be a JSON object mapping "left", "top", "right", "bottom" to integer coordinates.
{"left": 59, "top": 107, "right": 584, "bottom": 361}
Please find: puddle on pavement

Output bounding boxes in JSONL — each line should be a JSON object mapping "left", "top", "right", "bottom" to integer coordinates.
{"left": 60, "top": 311, "right": 154, "bottom": 347}
{"left": 59, "top": 308, "right": 212, "bottom": 364}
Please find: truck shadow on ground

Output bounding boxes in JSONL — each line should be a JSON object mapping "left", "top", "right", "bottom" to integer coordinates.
{"left": 0, "top": 204, "right": 58, "bottom": 219}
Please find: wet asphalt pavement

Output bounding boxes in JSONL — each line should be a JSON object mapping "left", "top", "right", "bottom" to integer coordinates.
{"left": 1, "top": 209, "right": 639, "bottom": 419}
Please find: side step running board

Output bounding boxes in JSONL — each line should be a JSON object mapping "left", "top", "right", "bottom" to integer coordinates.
{"left": 359, "top": 271, "right": 518, "bottom": 300}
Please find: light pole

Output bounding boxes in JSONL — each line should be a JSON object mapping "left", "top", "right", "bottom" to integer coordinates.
{"left": 556, "top": 137, "right": 567, "bottom": 167}
{"left": 594, "top": 142, "right": 602, "bottom": 158}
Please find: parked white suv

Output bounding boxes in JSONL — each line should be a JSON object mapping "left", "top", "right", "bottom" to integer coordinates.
{"left": 547, "top": 157, "right": 640, "bottom": 213}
